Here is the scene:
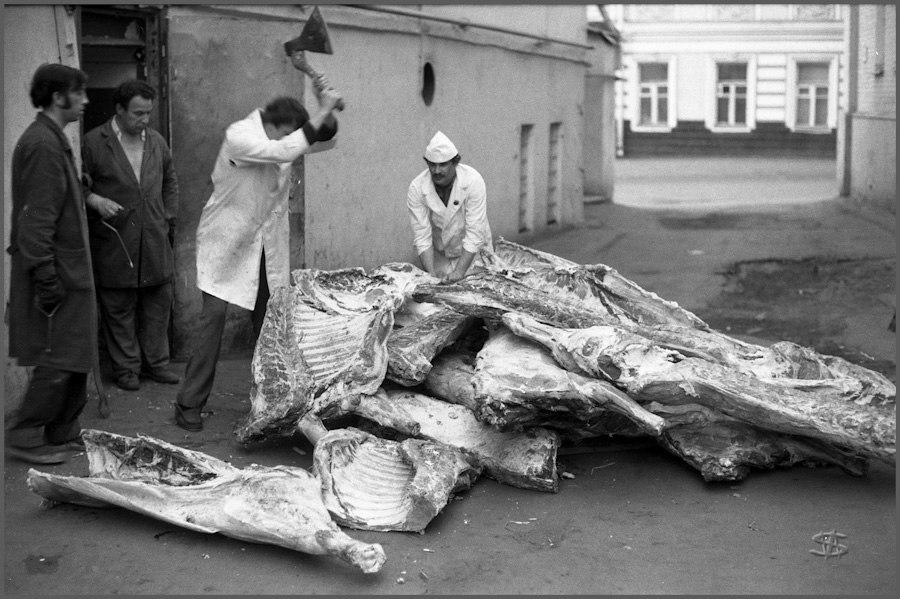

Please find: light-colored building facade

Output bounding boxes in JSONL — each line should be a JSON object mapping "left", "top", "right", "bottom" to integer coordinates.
{"left": 604, "top": 4, "right": 846, "bottom": 156}
{"left": 838, "top": 3, "right": 896, "bottom": 207}
{"left": 4, "top": 5, "right": 612, "bottom": 411}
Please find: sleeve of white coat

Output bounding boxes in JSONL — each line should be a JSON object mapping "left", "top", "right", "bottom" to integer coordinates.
{"left": 461, "top": 171, "right": 489, "bottom": 254}
{"left": 226, "top": 123, "right": 313, "bottom": 165}
{"left": 406, "top": 180, "right": 433, "bottom": 255}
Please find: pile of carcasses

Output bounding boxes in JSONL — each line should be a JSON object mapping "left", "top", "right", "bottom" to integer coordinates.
{"left": 26, "top": 239, "right": 895, "bottom": 573}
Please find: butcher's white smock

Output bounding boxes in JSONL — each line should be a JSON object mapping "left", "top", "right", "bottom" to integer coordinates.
{"left": 195, "top": 109, "right": 312, "bottom": 310}
{"left": 406, "top": 163, "right": 493, "bottom": 271}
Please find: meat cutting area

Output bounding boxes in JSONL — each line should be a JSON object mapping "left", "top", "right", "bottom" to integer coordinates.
{"left": 22, "top": 238, "right": 895, "bottom": 575}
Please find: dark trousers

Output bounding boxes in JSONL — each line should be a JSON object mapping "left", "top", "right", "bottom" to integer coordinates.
{"left": 176, "top": 255, "right": 270, "bottom": 410}
{"left": 6, "top": 366, "right": 87, "bottom": 448}
{"left": 98, "top": 282, "right": 173, "bottom": 377}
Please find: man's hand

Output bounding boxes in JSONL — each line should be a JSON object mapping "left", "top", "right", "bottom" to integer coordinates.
{"left": 32, "top": 264, "right": 66, "bottom": 315}
{"left": 87, "top": 193, "right": 124, "bottom": 220}
{"left": 441, "top": 269, "right": 466, "bottom": 284}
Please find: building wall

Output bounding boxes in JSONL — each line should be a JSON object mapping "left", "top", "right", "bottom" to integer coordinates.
{"left": 607, "top": 4, "right": 845, "bottom": 157}
{"left": 584, "top": 29, "right": 620, "bottom": 201}
{"left": 846, "top": 4, "right": 896, "bottom": 206}
{"left": 165, "top": 5, "right": 589, "bottom": 356}
{"left": 3, "top": 5, "right": 82, "bottom": 414}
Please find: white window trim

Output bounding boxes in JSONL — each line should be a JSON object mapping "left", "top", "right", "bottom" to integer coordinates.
{"left": 629, "top": 55, "right": 677, "bottom": 132}
{"left": 786, "top": 55, "right": 839, "bottom": 132}
{"left": 705, "top": 55, "right": 757, "bottom": 133}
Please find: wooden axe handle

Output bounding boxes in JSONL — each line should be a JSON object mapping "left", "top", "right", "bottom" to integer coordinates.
{"left": 293, "top": 56, "right": 345, "bottom": 111}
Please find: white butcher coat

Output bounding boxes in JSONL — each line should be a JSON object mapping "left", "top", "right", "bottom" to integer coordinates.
{"left": 406, "top": 163, "right": 493, "bottom": 274}
{"left": 195, "top": 109, "right": 314, "bottom": 310}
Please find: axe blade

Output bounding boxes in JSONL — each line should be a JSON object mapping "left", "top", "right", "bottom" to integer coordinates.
{"left": 284, "top": 6, "right": 333, "bottom": 55}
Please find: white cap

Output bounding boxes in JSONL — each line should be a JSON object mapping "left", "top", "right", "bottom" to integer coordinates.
{"left": 424, "top": 131, "right": 458, "bottom": 162}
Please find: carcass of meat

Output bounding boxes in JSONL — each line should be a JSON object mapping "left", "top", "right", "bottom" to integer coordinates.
{"left": 351, "top": 388, "right": 561, "bottom": 492}
{"left": 291, "top": 262, "right": 437, "bottom": 315}
{"left": 650, "top": 402, "right": 870, "bottom": 481}
{"left": 482, "top": 238, "right": 710, "bottom": 330}
{"left": 386, "top": 309, "right": 476, "bottom": 386}
{"left": 502, "top": 312, "right": 896, "bottom": 464}
{"left": 25, "top": 430, "right": 386, "bottom": 573}
{"left": 471, "top": 325, "right": 665, "bottom": 438}
{"left": 314, "top": 427, "right": 481, "bottom": 532}
{"left": 423, "top": 348, "right": 480, "bottom": 413}
{"left": 234, "top": 286, "right": 394, "bottom": 446}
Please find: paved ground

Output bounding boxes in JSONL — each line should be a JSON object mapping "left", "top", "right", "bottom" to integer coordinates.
{"left": 3, "top": 157, "right": 896, "bottom": 595}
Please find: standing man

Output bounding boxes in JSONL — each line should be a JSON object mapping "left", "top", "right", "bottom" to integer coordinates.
{"left": 407, "top": 131, "right": 493, "bottom": 282}
{"left": 173, "top": 71, "right": 341, "bottom": 432}
{"left": 81, "top": 79, "right": 180, "bottom": 391}
{"left": 6, "top": 64, "right": 93, "bottom": 464}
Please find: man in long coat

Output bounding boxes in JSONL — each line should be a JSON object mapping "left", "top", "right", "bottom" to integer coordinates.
{"left": 82, "top": 79, "right": 180, "bottom": 391}
{"left": 6, "top": 63, "right": 95, "bottom": 464}
{"left": 173, "top": 86, "right": 341, "bottom": 432}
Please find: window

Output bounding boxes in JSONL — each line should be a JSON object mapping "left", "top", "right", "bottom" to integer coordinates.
{"left": 716, "top": 62, "right": 748, "bottom": 126}
{"left": 795, "top": 63, "right": 829, "bottom": 128}
{"left": 638, "top": 63, "right": 668, "bottom": 126}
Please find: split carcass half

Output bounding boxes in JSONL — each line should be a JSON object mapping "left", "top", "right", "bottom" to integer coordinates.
{"left": 503, "top": 312, "right": 896, "bottom": 465}
{"left": 234, "top": 286, "right": 394, "bottom": 446}
{"left": 649, "top": 402, "right": 870, "bottom": 481}
{"left": 351, "top": 388, "right": 561, "bottom": 492}
{"left": 431, "top": 241, "right": 896, "bottom": 397}
{"left": 314, "top": 427, "right": 481, "bottom": 532}
{"left": 386, "top": 309, "right": 477, "bottom": 386}
{"left": 25, "top": 430, "right": 386, "bottom": 573}
{"left": 471, "top": 325, "right": 665, "bottom": 438}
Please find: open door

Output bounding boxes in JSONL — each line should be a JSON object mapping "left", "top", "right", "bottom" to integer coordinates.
{"left": 77, "top": 5, "right": 168, "bottom": 141}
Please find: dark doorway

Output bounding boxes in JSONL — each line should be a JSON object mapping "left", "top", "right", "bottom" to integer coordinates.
{"left": 77, "top": 5, "right": 168, "bottom": 141}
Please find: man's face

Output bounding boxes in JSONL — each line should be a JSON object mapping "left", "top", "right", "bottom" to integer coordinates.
{"left": 57, "top": 88, "right": 89, "bottom": 123}
{"left": 116, "top": 95, "right": 153, "bottom": 135}
{"left": 426, "top": 158, "right": 458, "bottom": 188}
{"left": 264, "top": 123, "right": 296, "bottom": 141}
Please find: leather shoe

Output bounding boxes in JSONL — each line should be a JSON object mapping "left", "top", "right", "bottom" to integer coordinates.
{"left": 117, "top": 373, "right": 140, "bottom": 391}
{"left": 174, "top": 404, "right": 203, "bottom": 432}
{"left": 143, "top": 367, "right": 180, "bottom": 385}
{"left": 6, "top": 444, "right": 71, "bottom": 465}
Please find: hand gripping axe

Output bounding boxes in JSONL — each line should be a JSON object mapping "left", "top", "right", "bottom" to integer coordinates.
{"left": 284, "top": 6, "right": 345, "bottom": 111}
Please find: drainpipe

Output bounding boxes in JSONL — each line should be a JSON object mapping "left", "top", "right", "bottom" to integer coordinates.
{"left": 838, "top": 5, "right": 858, "bottom": 197}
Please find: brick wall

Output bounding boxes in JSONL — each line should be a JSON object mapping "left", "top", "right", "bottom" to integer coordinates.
{"left": 856, "top": 5, "right": 896, "bottom": 116}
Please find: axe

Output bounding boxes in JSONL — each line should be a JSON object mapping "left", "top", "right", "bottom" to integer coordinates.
{"left": 284, "top": 6, "right": 345, "bottom": 111}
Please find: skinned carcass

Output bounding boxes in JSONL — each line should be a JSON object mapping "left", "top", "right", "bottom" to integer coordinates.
{"left": 385, "top": 310, "right": 477, "bottom": 386}
{"left": 314, "top": 427, "right": 481, "bottom": 532}
{"left": 471, "top": 325, "right": 665, "bottom": 438}
{"left": 351, "top": 388, "right": 561, "bottom": 492}
{"left": 234, "top": 286, "right": 394, "bottom": 446}
{"left": 502, "top": 312, "right": 896, "bottom": 465}
{"left": 25, "top": 430, "right": 386, "bottom": 573}
{"left": 650, "top": 402, "right": 870, "bottom": 481}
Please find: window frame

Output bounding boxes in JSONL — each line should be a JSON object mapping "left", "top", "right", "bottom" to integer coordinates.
{"left": 705, "top": 56, "right": 757, "bottom": 133}
{"left": 629, "top": 55, "right": 677, "bottom": 132}
{"left": 785, "top": 55, "right": 838, "bottom": 132}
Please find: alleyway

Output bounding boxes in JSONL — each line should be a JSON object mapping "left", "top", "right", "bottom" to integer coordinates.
{"left": 4, "top": 158, "right": 895, "bottom": 595}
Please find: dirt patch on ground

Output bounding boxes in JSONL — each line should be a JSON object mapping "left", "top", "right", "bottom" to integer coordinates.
{"left": 699, "top": 257, "right": 896, "bottom": 380}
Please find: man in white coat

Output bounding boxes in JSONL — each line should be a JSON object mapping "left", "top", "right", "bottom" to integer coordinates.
{"left": 406, "top": 131, "right": 493, "bottom": 282}
{"left": 174, "top": 89, "right": 340, "bottom": 432}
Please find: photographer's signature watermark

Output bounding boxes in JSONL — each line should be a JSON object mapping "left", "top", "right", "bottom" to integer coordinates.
{"left": 810, "top": 530, "right": 848, "bottom": 560}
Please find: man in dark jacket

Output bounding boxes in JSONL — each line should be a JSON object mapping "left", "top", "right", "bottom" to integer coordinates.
{"left": 6, "top": 63, "right": 94, "bottom": 464}
{"left": 82, "top": 79, "right": 180, "bottom": 391}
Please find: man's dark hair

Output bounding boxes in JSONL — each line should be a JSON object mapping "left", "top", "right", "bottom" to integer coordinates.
{"left": 261, "top": 96, "right": 309, "bottom": 130}
{"left": 29, "top": 63, "right": 88, "bottom": 108}
{"left": 112, "top": 79, "right": 156, "bottom": 110}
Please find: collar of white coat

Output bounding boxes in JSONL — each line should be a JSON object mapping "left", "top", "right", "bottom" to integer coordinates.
{"left": 424, "top": 164, "right": 471, "bottom": 214}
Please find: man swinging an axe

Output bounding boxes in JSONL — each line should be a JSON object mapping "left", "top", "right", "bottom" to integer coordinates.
{"left": 172, "top": 7, "right": 344, "bottom": 432}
